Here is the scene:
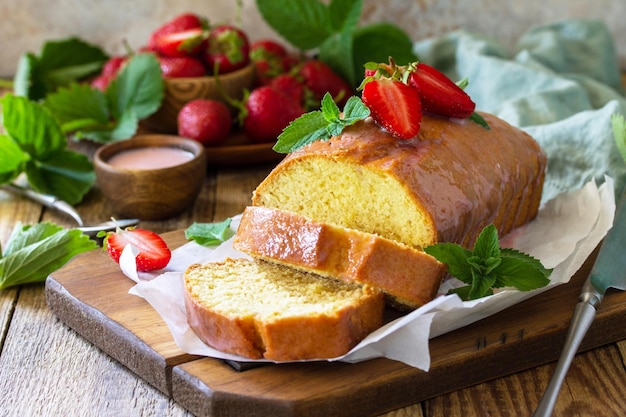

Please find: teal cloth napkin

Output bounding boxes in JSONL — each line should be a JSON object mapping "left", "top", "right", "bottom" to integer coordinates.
{"left": 413, "top": 19, "right": 626, "bottom": 203}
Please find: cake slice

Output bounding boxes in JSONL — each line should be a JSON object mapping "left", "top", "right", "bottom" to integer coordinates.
{"left": 183, "top": 258, "right": 385, "bottom": 361}
{"left": 233, "top": 206, "right": 446, "bottom": 310}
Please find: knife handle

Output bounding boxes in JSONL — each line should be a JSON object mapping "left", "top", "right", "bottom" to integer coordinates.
{"left": 532, "top": 301, "right": 597, "bottom": 417}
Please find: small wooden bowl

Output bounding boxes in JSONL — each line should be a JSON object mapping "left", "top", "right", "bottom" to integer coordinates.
{"left": 143, "top": 63, "right": 256, "bottom": 133}
{"left": 94, "top": 135, "right": 207, "bottom": 220}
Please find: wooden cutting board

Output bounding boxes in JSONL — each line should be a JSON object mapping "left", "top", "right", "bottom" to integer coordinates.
{"left": 46, "top": 230, "right": 626, "bottom": 417}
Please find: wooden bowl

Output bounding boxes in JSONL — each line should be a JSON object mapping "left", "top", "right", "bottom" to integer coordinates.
{"left": 143, "top": 63, "right": 256, "bottom": 133}
{"left": 94, "top": 135, "right": 207, "bottom": 220}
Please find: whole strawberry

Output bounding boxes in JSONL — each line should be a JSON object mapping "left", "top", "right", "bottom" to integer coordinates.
{"left": 204, "top": 25, "right": 250, "bottom": 74}
{"left": 249, "top": 39, "right": 290, "bottom": 85}
{"left": 102, "top": 227, "right": 172, "bottom": 272}
{"left": 90, "top": 55, "right": 126, "bottom": 91}
{"left": 269, "top": 74, "right": 304, "bottom": 105}
{"left": 159, "top": 56, "right": 206, "bottom": 78}
{"left": 299, "top": 60, "right": 352, "bottom": 107}
{"left": 178, "top": 99, "right": 232, "bottom": 146}
{"left": 242, "top": 86, "right": 305, "bottom": 143}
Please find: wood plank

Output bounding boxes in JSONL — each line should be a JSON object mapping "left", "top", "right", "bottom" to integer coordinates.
{"left": 45, "top": 228, "right": 626, "bottom": 417}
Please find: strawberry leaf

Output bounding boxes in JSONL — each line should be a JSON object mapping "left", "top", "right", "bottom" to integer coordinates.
{"left": 13, "top": 37, "right": 108, "bottom": 101}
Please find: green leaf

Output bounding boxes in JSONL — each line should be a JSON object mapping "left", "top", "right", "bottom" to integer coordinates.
{"left": 472, "top": 224, "right": 500, "bottom": 259}
{"left": 424, "top": 243, "right": 474, "bottom": 284}
{"left": 274, "top": 111, "right": 330, "bottom": 153}
{"left": 44, "top": 83, "right": 111, "bottom": 132}
{"left": 352, "top": 23, "right": 417, "bottom": 84}
{"left": 256, "top": 0, "right": 333, "bottom": 50}
{"left": 494, "top": 249, "right": 552, "bottom": 290}
{"left": 13, "top": 37, "right": 108, "bottom": 101}
{"left": 24, "top": 150, "right": 95, "bottom": 205}
{"left": 328, "top": 0, "right": 362, "bottom": 33}
{"left": 107, "top": 53, "right": 164, "bottom": 121}
{"left": 0, "top": 135, "right": 29, "bottom": 184}
{"left": 342, "top": 95, "right": 371, "bottom": 121}
{"left": 425, "top": 224, "right": 552, "bottom": 300}
{"left": 0, "top": 94, "right": 67, "bottom": 159}
{"left": 612, "top": 113, "right": 626, "bottom": 165}
{"left": 185, "top": 219, "right": 234, "bottom": 246}
{"left": 0, "top": 222, "right": 97, "bottom": 289}
{"left": 319, "top": 31, "right": 356, "bottom": 87}
{"left": 470, "top": 112, "right": 490, "bottom": 130}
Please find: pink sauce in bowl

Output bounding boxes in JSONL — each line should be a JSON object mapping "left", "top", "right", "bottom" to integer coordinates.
{"left": 107, "top": 146, "right": 194, "bottom": 170}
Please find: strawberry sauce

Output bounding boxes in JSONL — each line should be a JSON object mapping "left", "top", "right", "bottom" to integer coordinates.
{"left": 107, "top": 146, "right": 194, "bottom": 170}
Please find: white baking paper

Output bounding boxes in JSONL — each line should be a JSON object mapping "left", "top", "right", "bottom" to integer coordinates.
{"left": 123, "top": 178, "right": 616, "bottom": 371}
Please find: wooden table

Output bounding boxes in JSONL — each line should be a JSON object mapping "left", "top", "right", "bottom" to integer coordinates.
{"left": 1, "top": 145, "right": 626, "bottom": 417}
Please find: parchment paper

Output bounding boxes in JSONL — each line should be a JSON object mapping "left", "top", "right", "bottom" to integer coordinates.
{"left": 122, "top": 178, "right": 615, "bottom": 371}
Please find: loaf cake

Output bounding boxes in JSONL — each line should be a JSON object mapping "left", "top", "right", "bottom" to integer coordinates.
{"left": 183, "top": 258, "right": 385, "bottom": 360}
{"left": 252, "top": 113, "right": 547, "bottom": 250}
{"left": 233, "top": 205, "right": 446, "bottom": 309}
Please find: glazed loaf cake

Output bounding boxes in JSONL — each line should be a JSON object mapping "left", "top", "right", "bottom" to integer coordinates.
{"left": 233, "top": 205, "right": 446, "bottom": 309}
{"left": 183, "top": 258, "right": 384, "bottom": 361}
{"left": 252, "top": 113, "right": 547, "bottom": 249}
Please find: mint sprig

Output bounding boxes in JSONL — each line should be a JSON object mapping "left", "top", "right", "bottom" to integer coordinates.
{"left": 424, "top": 224, "right": 551, "bottom": 300}
{"left": 14, "top": 37, "right": 108, "bottom": 101}
{"left": 0, "top": 222, "right": 97, "bottom": 290}
{"left": 273, "top": 93, "right": 370, "bottom": 153}
{"left": 185, "top": 218, "right": 234, "bottom": 246}
{"left": 0, "top": 94, "right": 95, "bottom": 205}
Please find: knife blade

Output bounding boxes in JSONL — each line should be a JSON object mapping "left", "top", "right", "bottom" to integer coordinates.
{"left": 532, "top": 186, "right": 626, "bottom": 417}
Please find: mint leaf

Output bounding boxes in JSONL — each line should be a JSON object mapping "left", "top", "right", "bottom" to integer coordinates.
{"left": 13, "top": 37, "right": 108, "bottom": 101}
{"left": 0, "top": 222, "right": 97, "bottom": 289}
{"left": 612, "top": 113, "right": 626, "bottom": 164}
{"left": 185, "top": 219, "right": 234, "bottom": 246}
{"left": 424, "top": 224, "right": 552, "bottom": 300}
{"left": 274, "top": 93, "right": 370, "bottom": 153}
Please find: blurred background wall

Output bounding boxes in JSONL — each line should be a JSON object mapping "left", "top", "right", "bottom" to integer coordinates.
{"left": 1, "top": 0, "right": 624, "bottom": 77}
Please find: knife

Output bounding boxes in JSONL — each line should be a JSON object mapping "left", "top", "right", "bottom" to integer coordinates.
{"left": 532, "top": 186, "right": 626, "bottom": 417}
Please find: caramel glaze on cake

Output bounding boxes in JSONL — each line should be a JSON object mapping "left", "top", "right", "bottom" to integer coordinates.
{"left": 234, "top": 206, "right": 446, "bottom": 310}
{"left": 252, "top": 113, "right": 547, "bottom": 250}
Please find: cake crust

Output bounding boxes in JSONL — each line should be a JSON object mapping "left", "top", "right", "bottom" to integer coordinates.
{"left": 234, "top": 206, "right": 446, "bottom": 309}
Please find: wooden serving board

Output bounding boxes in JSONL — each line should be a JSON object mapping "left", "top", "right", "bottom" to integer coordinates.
{"left": 46, "top": 231, "right": 626, "bottom": 417}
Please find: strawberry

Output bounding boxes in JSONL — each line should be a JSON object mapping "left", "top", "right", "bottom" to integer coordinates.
{"left": 148, "top": 13, "right": 206, "bottom": 52}
{"left": 103, "top": 228, "right": 171, "bottom": 272}
{"left": 299, "top": 60, "right": 352, "bottom": 107}
{"left": 177, "top": 99, "right": 232, "bottom": 146}
{"left": 250, "top": 39, "right": 289, "bottom": 84}
{"left": 361, "top": 78, "right": 422, "bottom": 140}
{"left": 242, "top": 85, "right": 305, "bottom": 143}
{"left": 154, "top": 28, "right": 207, "bottom": 58}
{"left": 408, "top": 63, "right": 475, "bottom": 119}
{"left": 159, "top": 56, "right": 206, "bottom": 78}
{"left": 269, "top": 74, "right": 304, "bottom": 105}
{"left": 203, "top": 25, "right": 250, "bottom": 74}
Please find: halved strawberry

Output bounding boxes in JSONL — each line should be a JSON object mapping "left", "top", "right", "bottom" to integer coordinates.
{"left": 361, "top": 79, "right": 422, "bottom": 140}
{"left": 102, "top": 227, "right": 172, "bottom": 272}
{"left": 148, "top": 13, "right": 206, "bottom": 52}
{"left": 408, "top": 63, "right": 475, "bottom": 119}
{"left": 154, "top": 28, "right": 206, "bottom": 57}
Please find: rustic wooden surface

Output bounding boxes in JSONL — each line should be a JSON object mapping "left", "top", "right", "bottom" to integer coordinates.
{"left": 2, "top": 144, "right": 626, "bottom": 417}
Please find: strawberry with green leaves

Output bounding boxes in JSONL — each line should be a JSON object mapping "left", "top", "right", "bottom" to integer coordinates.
{"left": 101, "top": 227, "right": 172, "bottom": 272}
{"left": 204, "top": 25, "right": 250, "bottom": 74}
{"left": 299, "top": 60, "right": 352, "bottom": 107}
{"left": 249, "top": 39, "right": 295, "bottom": 85}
